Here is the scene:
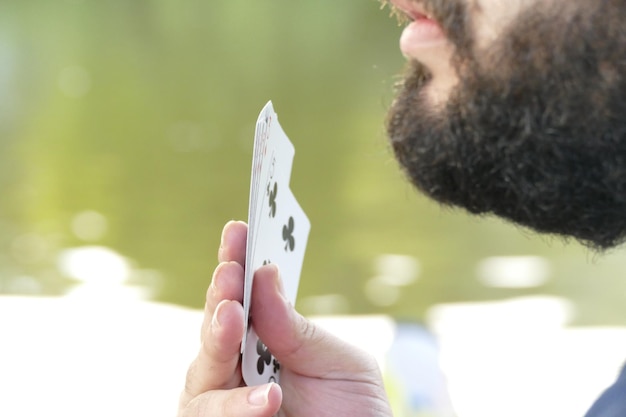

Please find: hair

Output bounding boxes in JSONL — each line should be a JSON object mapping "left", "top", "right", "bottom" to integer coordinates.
{"left": 387, "top": 0, "right": 626, "bottom": 249}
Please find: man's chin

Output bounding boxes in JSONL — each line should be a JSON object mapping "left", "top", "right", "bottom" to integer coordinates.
{"left": 387, "top": 59, "right": 626, "bottom": 252}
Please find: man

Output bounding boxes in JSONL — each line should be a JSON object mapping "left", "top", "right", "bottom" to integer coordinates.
{"left": 177, "top": 0, "right": 626, "bottom": 416}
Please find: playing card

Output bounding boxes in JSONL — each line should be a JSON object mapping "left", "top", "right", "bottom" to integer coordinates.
{"left": 243, "top": 103, "right": 286, "bottom": 345}
{"left": 256, "top": 187, "right": 310, "bottom": 305}
{"left": 242, "top": 189, "right": 310, "bottom": 386}
{"left": 243, "top": 107, "right": 273, "bottom": 331}
{"left": 241, "top": 101, "right": 310, "bottom": 386}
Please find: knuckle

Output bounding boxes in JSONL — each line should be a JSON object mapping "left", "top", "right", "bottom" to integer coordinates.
{"left": 183, "top": 358, "right": 200, "bottom": 396}
{"left": 298, "top": 317, "right": 319, "bottom": 343}
{"left": 183, "top": 394, "right": 205, "bottom": 417}
{"left": 286, "top": 316, "right": 325, "bottom": 360}
{"left": 203, "top": 335, "right": 230, "bottom": 364}
{"left": 189, "top": 391, "right": 236, "bottom": 417}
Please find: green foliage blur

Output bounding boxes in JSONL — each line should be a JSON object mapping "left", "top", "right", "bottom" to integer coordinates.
{"left": 2, "top": 0, "right": 626, "bottom": 325}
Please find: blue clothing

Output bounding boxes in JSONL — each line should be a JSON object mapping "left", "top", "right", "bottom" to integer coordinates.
{"left": 585, "top": 364, "right": 626, "bottom": 417}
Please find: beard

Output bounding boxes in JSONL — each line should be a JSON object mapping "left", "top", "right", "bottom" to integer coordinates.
{"left": 387, "top": 1, "right": 626, "bottom": 250}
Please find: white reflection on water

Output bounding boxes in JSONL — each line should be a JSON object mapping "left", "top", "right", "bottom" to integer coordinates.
{"left": 365, "top": 254, "right": 421, "bottom": 307}
{"left": 425, "top": 296, "right": 626, "bottom": 417}
{"left": 58, "top": 246, "right": 130, "bottom": 285}
{"left": 299, "top": 293, "right": 350, "bottom": 315}
{"left": 428, "top": 295, "right": 576, "bottom": 335}
{"left": 71, "top": 210, "right": 108, "bottom": 242}
{"left": 3, "top": 275, "right": 42, "bottom": 294}
{"left": 1, "top": 294, "right": 625, "bottom": 417}
{"left": 476, "top": 255, "right": 551, "bottom": 288}
{"left": 375, "top": 254, "right": 421, "bottom": 286}
{"left": 0, "top": 295, "right": 203, "bottom": 417}
{"left": 365, "top": 277, "right": 401, "bottom": 307}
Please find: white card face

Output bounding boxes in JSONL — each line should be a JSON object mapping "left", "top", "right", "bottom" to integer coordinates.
{"left": 242, "top": 327, "right": 281, "bottom": 384}
{"left": 241, "top": 101, "right": 310, "bottom": 387}
{"left": 242, "top": 190, "right": 310, "bottom": 386}
{"left": 256, "top": 188, "right": 310, "bottom": 305}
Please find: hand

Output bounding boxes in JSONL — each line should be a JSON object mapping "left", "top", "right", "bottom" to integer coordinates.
{"left": 177, "top": 221, "right": 392, "bottom": 417}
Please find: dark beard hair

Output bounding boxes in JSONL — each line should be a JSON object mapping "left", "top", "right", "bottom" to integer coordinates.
{"left": 387, "top": 1, "right": 626, "bottom": 250}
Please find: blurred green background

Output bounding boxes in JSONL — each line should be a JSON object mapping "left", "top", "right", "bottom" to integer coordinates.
{"left": 2, "top": 0, "right": 626, "bottom": 325}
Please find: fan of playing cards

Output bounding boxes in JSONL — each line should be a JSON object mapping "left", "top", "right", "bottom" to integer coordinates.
{"left": 241, "top": 101, "right": 311, "bottom": 386}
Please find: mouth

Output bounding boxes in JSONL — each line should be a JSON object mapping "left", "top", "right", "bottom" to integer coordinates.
{"left": 382, "top": 0, "right": 436, "bottom": 25}
{"left": 382, "top": 0, "right": 448, "bottom": 59}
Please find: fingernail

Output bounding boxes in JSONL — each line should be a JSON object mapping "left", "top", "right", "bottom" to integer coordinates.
{"left": 248, "top": 383, "right": 272, "bottom": 406}
{"left": 209, "top": 264, "right": 224, "bottom": 299}
{"left": 219, "top": 222, "right": 231, "bottom": 253}
{"left": 212, "top": 300, "right": 225, "bottom": 329}
{"left": 270, "top": 264, "right": 287, "bottom": 299}
{"left": 222, "top": 218, "right": 238, "bottom": 243}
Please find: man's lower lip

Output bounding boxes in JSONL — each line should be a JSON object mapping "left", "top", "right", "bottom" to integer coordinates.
{"left": 399, "top": 18, "right": 446, "bottom": 55}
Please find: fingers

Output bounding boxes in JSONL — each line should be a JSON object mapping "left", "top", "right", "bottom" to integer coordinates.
{"left": 202, "top": 220, "right": 248, "bottom": 340}
{"left": 179, "top": 383, "right": 283, "bottom": 417}
{"left": 180, "top": 221, "right": 249, "bottom": 410}
{"left": 202, "top": 261, "right": 245, "bottom": 339}
{"left": 251, "top": 265, "right": 379, "bottom": 379}
{"left": 218, "top": 221, "right": 248, "bottom": 265}
{"left": 181, "top": 299, "right": 245, "bottom": 409}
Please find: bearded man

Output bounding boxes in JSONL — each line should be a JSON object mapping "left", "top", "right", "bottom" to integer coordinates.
{"left": 177, "top": 1, "right": 626, "bottom": 416}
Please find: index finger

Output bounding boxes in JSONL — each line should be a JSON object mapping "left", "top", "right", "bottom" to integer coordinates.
{"left": 218, "top": 221, "right": 248, "bottom": 265}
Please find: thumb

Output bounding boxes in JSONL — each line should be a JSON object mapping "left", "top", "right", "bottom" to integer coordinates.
{"left": 250, "top": 265, "right": 378, "bottom": 379}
